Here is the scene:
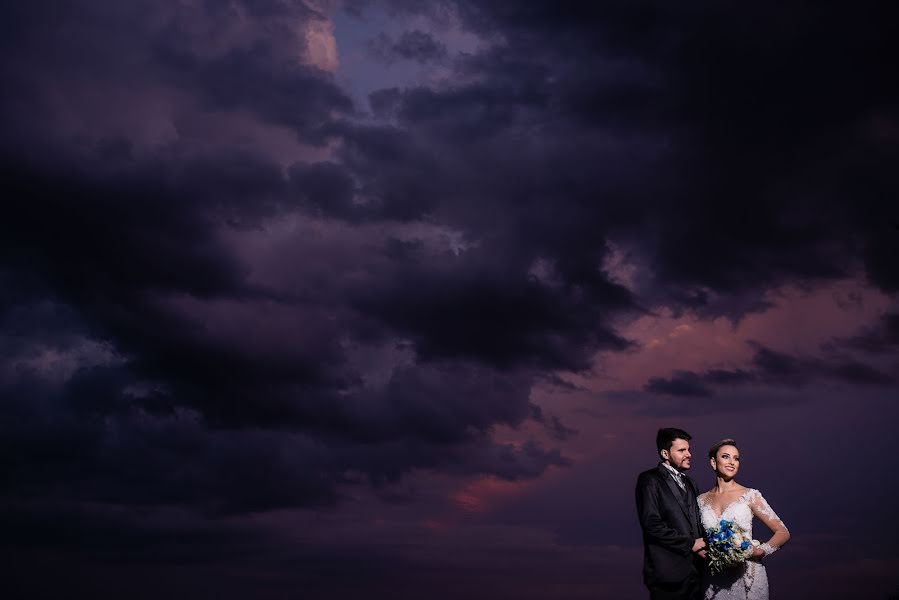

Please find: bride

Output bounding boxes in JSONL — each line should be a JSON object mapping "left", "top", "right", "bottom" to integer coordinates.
{"left": 698, "top": 439, "right": 790, "bottom": 600}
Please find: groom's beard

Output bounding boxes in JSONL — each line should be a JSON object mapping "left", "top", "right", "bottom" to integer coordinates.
{"left": 670, "top": 459, "right": 691, "bottom": 471}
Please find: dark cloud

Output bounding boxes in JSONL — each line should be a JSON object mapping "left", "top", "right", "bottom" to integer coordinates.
{"left": 0, "top": 358, "right": 567, "bottom": 519}
{"left": 2, "top": 0, "right": 898, "bottom": 597}
{"left": 288, "top": 160, "right": 359, "bottom": 220}
{"left": 828, "top": 360, "right": 896, "bottom": 386}
{"left": 749, "top": 345, "right": 812, "bottom": 387}
{"left": 745, "top": 344, "right": 896, "bottom": 388}
{"left": 529, "top": 403, "right": 578, "bottom": 440}
{"left": 702, "top": 369, "right": 757, "bottom": 385}
{"left": 1, "top": 157, "right": 253, "bottom": 301}
{"left": 603, "top": 388, "right": 718, "bottom": 418}
{"left": 0, "top": 371, "right": 338, "bottom": 515}
{"left": 0, "top": 0, "right": 582, "bottom": 531}
{"left": 368, "top": 86, "right": 403, "bottom": 117}
{"left": 827, "top": 311, "right": 899, "bottom": 354}
{"left": 351, "top": 245, "right": 634, "bottom": 370}
{"left": 0, "top": 143, "right": 572, "bottom": 519}
{"left": 0, "top": 1, "right": 352, "bottom": 156}
{"left": 347, "top": 0, "right": 899, "bottom": 314}
{"left": 644, "top": 370, "right": 713, "bottom": 397}
{"left": 368, "top": 30, "right": 448, "bottom": 64}
{"left": 155, "top": 42, "right": 352, "bottom": 143}
{"left": 3, "top": 0, "right": 894, "bottom": 512}
{"left": 641, "top": 343, "right": 895, "bottom": 399}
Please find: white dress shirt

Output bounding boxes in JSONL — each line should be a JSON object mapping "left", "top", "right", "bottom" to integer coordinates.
{"left": 661, "top": 461, "right": 687, "bottom": 491}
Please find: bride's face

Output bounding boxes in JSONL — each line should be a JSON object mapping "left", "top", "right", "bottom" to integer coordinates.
{"left": 711, "top": 445, "right": 740, "bottom": 479}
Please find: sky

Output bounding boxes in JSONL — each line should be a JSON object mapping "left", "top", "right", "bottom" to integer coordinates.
{"left": 1, "top": 1, "right": 898, "bottom": 599}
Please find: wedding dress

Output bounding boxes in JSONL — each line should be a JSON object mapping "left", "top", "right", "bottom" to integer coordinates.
{"left": 698, "top": 488, "right": 789, "bottom": 600}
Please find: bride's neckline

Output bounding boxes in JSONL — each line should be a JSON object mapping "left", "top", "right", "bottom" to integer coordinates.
{"left": 700, "top": 488, "right": 754, "bottom": 520}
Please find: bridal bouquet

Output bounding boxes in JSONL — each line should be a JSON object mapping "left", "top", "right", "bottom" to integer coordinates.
{"left": 705, "top": 519, "right": 753, "bottom": 573}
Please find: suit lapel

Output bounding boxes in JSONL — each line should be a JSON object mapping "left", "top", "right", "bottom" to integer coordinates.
{"left": 658, "top": 464, "right": 692, "bottom": 522}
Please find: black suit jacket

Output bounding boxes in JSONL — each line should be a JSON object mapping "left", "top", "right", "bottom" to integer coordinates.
{"left": 635, "top": 463, "right": 704, "bottom": 585}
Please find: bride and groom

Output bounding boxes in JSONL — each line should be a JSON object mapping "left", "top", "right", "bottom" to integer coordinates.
{"left": 636, "top": 428, "right": 790, "bottom": 600}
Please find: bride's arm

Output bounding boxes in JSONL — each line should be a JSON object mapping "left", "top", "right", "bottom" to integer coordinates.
{"left": 748, "top": 489, "right": 790, "bottom": 557}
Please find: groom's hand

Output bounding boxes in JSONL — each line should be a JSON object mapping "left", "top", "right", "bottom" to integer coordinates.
{"left": 691, "top": 538, "right": 707, "bottom": 554}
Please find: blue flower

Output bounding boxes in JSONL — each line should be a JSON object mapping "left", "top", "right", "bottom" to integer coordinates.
{"left": 741, "top": 541, "right": 750, "bottom": 550}
{"left": 720, "top": 520, "right": 730, "bottom": 527}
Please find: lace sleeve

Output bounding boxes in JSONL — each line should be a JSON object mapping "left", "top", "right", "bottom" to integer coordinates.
{"left": 748, "top": 489, "right": 790, "bottom": 556}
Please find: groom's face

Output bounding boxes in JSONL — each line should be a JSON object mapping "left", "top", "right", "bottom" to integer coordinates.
{"left": 662, "top": 438, "right": 692, "bottom": 471}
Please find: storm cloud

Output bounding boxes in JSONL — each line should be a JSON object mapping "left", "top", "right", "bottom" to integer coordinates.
{"left": 1, "top": 1, "right": 898, "bottom": 598}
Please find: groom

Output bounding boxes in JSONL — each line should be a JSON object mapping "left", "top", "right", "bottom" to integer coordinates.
{"left": 635, "top": 428, "right": 706, "bottom": 600}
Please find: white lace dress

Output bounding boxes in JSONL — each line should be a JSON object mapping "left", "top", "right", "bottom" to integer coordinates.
{"left": 698, "top": 489, "right": 789, "bottom": 600}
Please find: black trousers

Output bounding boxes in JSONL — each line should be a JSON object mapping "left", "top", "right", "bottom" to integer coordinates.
{"left": 647, "top": 572, "right": 702, "bottom": 600}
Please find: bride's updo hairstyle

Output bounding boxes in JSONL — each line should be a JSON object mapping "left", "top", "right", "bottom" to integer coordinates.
{"left": 708, "top": 438, "right": 739, "bottom": 459}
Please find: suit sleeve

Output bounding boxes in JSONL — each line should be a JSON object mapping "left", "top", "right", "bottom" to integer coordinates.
{"left": 635, "top": 472, "right": 694, "bottom": 556}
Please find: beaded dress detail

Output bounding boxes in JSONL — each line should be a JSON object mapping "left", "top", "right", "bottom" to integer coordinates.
{"left": 697, "top": 489, "right": 788, "bottom": 600}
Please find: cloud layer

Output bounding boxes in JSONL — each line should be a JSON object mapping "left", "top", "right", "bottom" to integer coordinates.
{"left": 1, "top": 1, "right": 897, "bottom": 598}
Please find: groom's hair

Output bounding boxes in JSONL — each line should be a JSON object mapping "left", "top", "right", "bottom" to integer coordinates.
{"left": 656, "top": 427, "right": 692, "bottom": 453}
